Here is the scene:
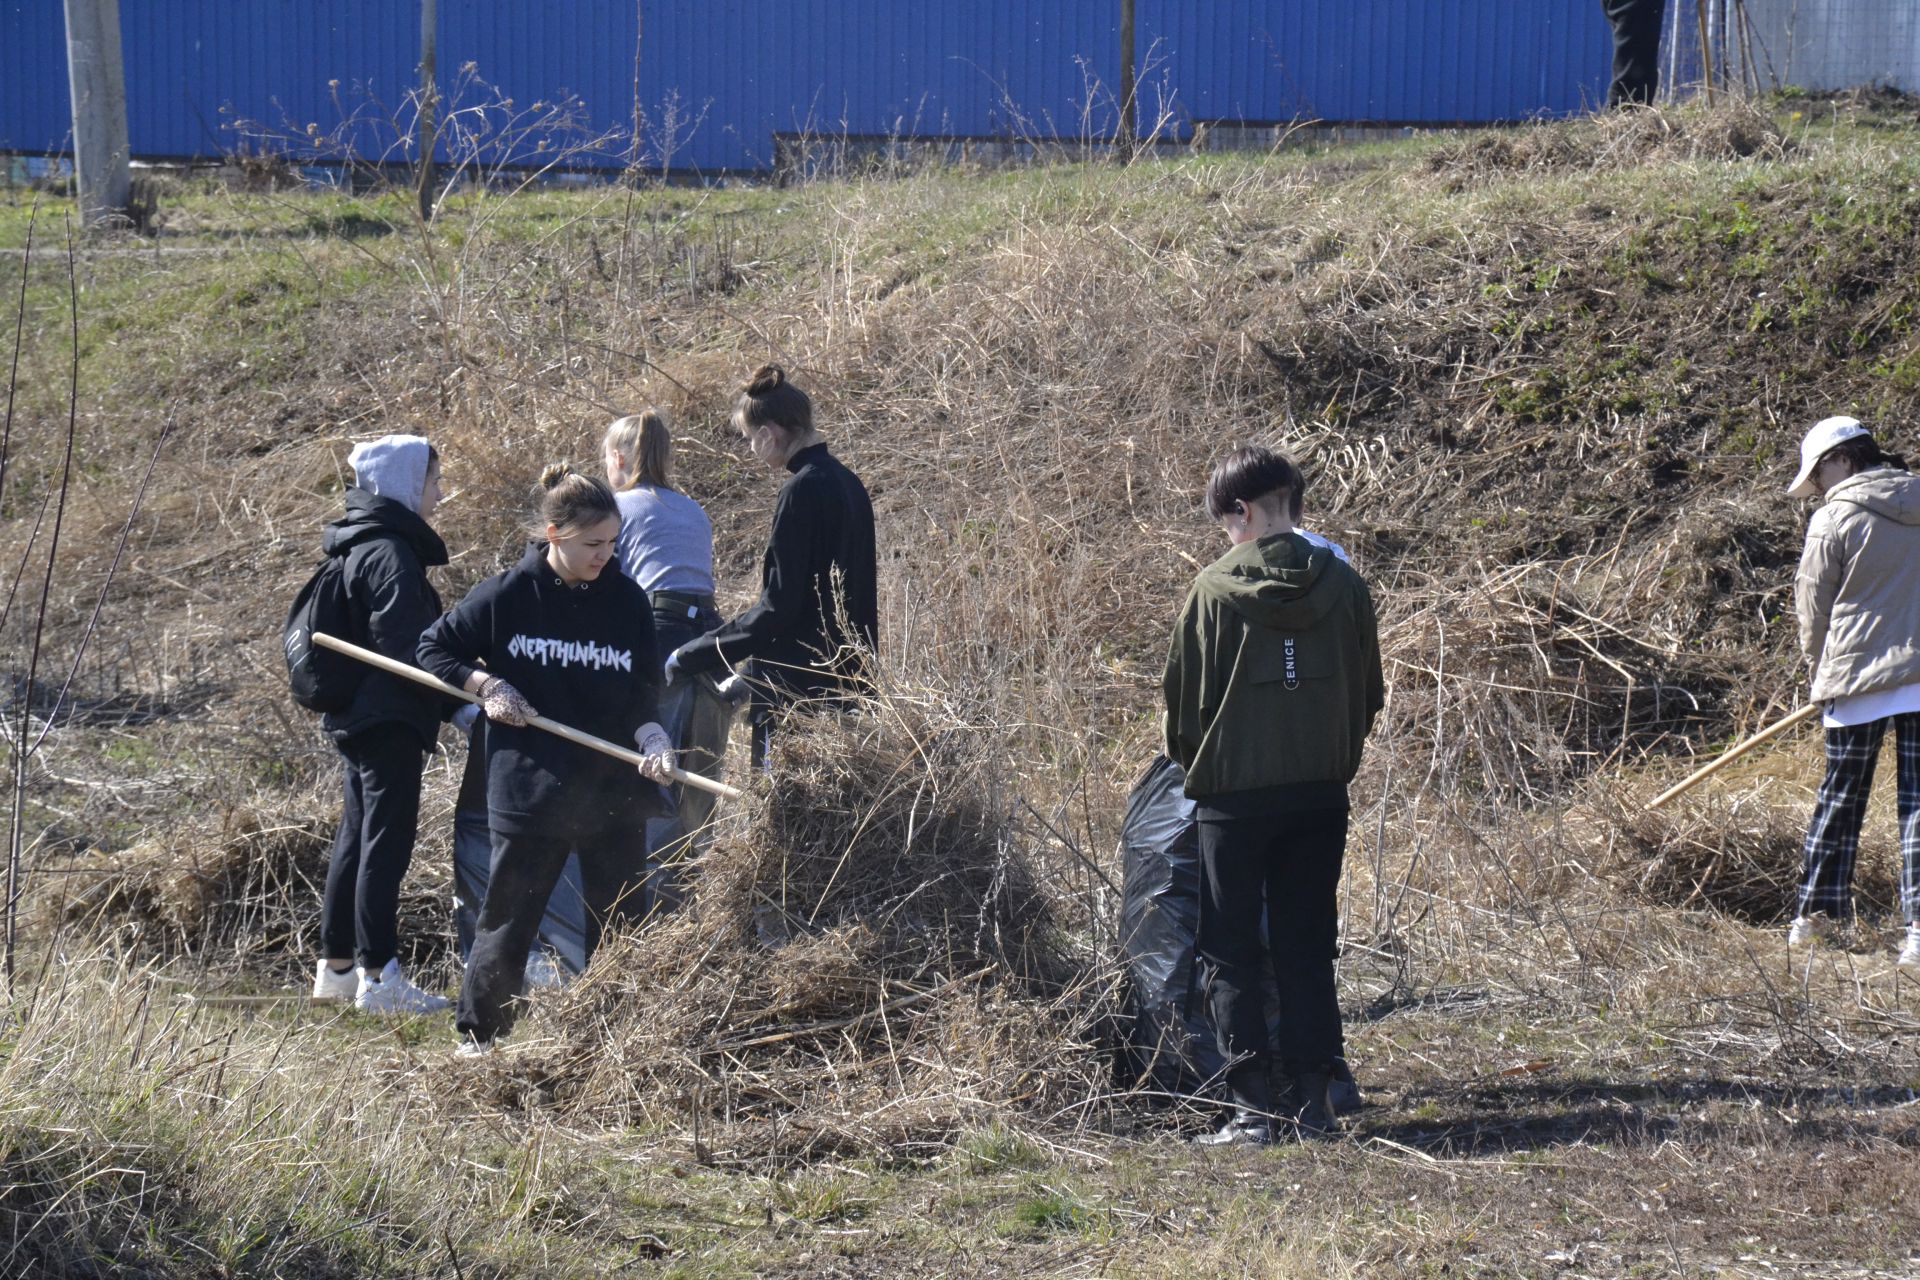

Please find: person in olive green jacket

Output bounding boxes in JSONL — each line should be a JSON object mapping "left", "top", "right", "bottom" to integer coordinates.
{"left": 1162, "top": 445, "right": 1385, "bottom": 1146}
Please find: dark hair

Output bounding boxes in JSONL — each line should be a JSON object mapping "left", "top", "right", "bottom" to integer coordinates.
{"left": 532, "top": 462, "right": 619, "bottom": 537}
{"left": 732, "top": 364, "right": 813, "bottom": 439}
{"left": 1820, "top": 434, "right": 1909, "bottom": 475}
{"left": 426, "top": 443, "right": 439, "bottom": 468}
{"left": 1205, "top": 445, "right": 1298, "bottom": 521}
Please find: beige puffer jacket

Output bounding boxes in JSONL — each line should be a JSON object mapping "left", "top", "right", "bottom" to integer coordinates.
{"left": 1795, "top": 467, "right": 1920, "bottom": 703}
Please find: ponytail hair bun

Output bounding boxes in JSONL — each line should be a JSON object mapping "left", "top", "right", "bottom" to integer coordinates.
{"left": 733, "top": 363, "right": 814, "bottom": 439}
{"left": 744, "top": 364, "right": 786, "bottom": 396}
{"left": 529, "top": 461, "right": 619, "bottom": 538}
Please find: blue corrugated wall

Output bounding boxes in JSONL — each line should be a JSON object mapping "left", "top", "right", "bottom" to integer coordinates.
{"left": 1, "top": 2, "right": 1615, "bottom": 174}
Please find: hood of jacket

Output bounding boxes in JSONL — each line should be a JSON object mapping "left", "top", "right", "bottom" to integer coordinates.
{"left": 1824, "top": 467, "right": 1920, "bottom": 527}
{"left": 347, "top": 434, "right": 432, "bottom": 512}
{"left": 323, "top": 488, "right": 449, "bottom": 566}
{"left": 1195, "top": 532, "right": 1340, "bottom": 632}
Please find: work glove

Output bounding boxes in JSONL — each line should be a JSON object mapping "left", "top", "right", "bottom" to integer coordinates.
{"left": 635, "top": 721, "right": 676, "bottom": 784}
{"left": 714, "top": 672, "right": 751, "bottom": 706}
{"left": 662, "top": 650, "right": 685, "bottom": 687}
{"left": 478, "top": 676, "right": 537, "bottom": 727}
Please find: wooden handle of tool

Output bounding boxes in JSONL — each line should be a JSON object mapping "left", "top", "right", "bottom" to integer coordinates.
{"left": 312, "top": 632, "right": 743, "bottom": 801}
{"left": 1645, "top": 702, "right": 1821, "bottom": 811}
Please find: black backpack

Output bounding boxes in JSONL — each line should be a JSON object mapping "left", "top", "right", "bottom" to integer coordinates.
{"left": 283, "top": 554, "right": 365, "bottom": 713}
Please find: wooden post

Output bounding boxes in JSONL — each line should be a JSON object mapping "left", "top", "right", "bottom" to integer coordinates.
{"left": 415, "top": 0, "right": 438, "bottom": 223}
{"left": 62, "top": 0, "right": 131, "bottom": 228}
{"left": 1645, "top": 703, "right": 1820, "bottom": 810}
{"left": 311, "top": 633, "right": 744, "bottom": 801}
{"left": 1117, "top": 0, "right": 1137, "bottom": 159}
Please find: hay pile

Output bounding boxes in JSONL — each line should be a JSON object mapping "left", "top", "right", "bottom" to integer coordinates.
{"left": 1426, "top": 100, "right": 1791, "bottom": 186}
{"left": 450, "top": 693, "right": 1118, "bottom": 1165}
{"left": 1580, "top": 774, "right": 1899, "bottom": 924}
{"left": 57, "top": 809, "right": 449, "bottom": 975}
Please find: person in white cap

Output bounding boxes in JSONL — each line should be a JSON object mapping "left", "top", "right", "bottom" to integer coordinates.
{"left": 1786, "top": 416, "right": 1920, "bottom": 965}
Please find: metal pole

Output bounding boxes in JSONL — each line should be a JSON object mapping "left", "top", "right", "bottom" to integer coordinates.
{"left": 62, "top": 0, "right": 131, "bottom": 228}
{"left": 415, "top": 0, "right": 438, "bottom": 222}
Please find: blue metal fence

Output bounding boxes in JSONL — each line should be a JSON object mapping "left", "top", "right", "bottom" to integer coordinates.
{"left": 1, "top": 2, "right": 1615, "bottom": 176}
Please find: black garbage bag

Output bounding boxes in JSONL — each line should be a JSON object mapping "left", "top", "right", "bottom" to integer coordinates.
{"left": 1119, "top": 755, "right": 1360, "bottom": 1110}
{"left": 1119, "top": 756, "right": 1279, "bottom": 1097}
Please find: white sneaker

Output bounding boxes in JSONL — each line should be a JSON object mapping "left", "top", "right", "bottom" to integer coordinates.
{"left": 1898, "top": 925, "right": 1920, "bottom": 969}
{"left": 312, "top": 959, "right": 357, "bottom": 1002}
{"left": 524, "top": 949, "right": 570, "bottom": 991}
{"left": 455, "top": 1036, "right": 496, "bottom": 1058}
{"left": 1787, "top": 916, "right": 1825, "bottom": 948}
{"left": 354, "top": 959, "right": 450, "bottom": 1015}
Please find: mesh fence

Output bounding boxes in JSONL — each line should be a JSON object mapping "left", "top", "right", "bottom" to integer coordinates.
{"left": 1672, "top": 0, "right": 1920, "bottom": 97}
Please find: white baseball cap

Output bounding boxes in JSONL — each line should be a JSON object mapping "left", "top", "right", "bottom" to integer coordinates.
{"left": 1787, "top": 415, "right": 1870, "bottom": 498}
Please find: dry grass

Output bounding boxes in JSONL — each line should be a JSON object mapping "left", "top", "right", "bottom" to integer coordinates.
{"left": 8, "top": 97, "right": 1920, "bottom": 1274}
{"left": 1426, "top": 98, "right": 1793, "bottom": 186}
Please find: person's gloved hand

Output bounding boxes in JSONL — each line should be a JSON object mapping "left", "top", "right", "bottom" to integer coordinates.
{"left": 635, "top": 721, "right": 675, "bottom": 783}
{"left": 478, "top": 676, "right": 537, "bottom": 726}
{"left": 714, "top": 672, "right": 750, "bottom": 706}
{"left": 451, "top": 702, "right": 481, "bottom": 733}
{"left": 662, "top": 650, "right": 685, "bottom": 687}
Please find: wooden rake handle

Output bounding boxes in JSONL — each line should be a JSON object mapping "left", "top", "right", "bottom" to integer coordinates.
{"left": 312, "top": 631, "right": 743, "bottom": 801}
{"left": 1644, "top": 702, "right": 1820, "bottom": 811}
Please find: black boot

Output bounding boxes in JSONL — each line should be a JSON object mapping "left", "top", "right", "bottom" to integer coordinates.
{"left": 1194, "top": 1063, "right": 1274, "bottom": 1147}
{"left": 1329, "top": 1056, "right": 1364, "bottom": 1116}
{"left": 1280, "top": 1070, "right": 1337, "bottom": 1140}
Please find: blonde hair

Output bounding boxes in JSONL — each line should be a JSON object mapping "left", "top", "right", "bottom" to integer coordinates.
{"left": 603, "top": 410, "right": 674, "bottom": 491}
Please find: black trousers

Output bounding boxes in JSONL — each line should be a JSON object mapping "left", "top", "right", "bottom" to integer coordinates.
{"left": 1603, "top": 0, "right": 1665, "bottom": 107}
{"left": 1196, "top": 806, "right": 1349, "bottom": 1077}
{"left": 322, "top": 724, "right": 426, "bottom": 972}
{"left": 456, "top": 825, "right": 648, "bottom": 1043}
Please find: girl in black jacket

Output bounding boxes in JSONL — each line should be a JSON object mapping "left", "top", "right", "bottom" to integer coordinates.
{"left": 667, "top": 366, "right": 877, "bottom": 763}
{"left": 418, "top": 464, "right": 674, "bottom": 1051}
{"left": 315, "top": 434, "right": 453, "bottom": 1016}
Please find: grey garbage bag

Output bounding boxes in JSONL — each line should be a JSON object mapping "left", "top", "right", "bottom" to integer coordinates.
{"left": 451, "top": 721, "right": 589, "bottom": 977}
{"left": 1118, "top": 755, "right": 1362, "bottom": 1110}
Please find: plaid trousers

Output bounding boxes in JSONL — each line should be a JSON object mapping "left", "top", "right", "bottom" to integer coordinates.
{"left": 1797, "top": 712, "right": 1920, "bottom": 922}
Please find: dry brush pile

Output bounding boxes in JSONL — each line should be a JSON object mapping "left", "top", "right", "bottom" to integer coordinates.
{"left": 438, "top": 686, "right": 1124, "bottom": 1165}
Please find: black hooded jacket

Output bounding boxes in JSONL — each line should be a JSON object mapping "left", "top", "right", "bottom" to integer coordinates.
{"left": 321, "top": 488, "right": 451, "bottom": 748}
{"left": 418, "top": 544, "right": 662, "bottom": 837}
{"left": 674, "top": 443, "right": 878, "bottom": 700}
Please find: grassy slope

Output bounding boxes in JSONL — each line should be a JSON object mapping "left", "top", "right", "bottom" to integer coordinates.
{"left": 5, "top": 98, "right": 1920, "bottom": 1277}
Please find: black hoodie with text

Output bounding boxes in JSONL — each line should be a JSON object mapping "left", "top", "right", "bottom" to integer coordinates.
{"left": 418, "top": 544, "right": 662, "bottom": 837}
{"left": 320, "top": 488, "right": 451, "bottom": 748}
